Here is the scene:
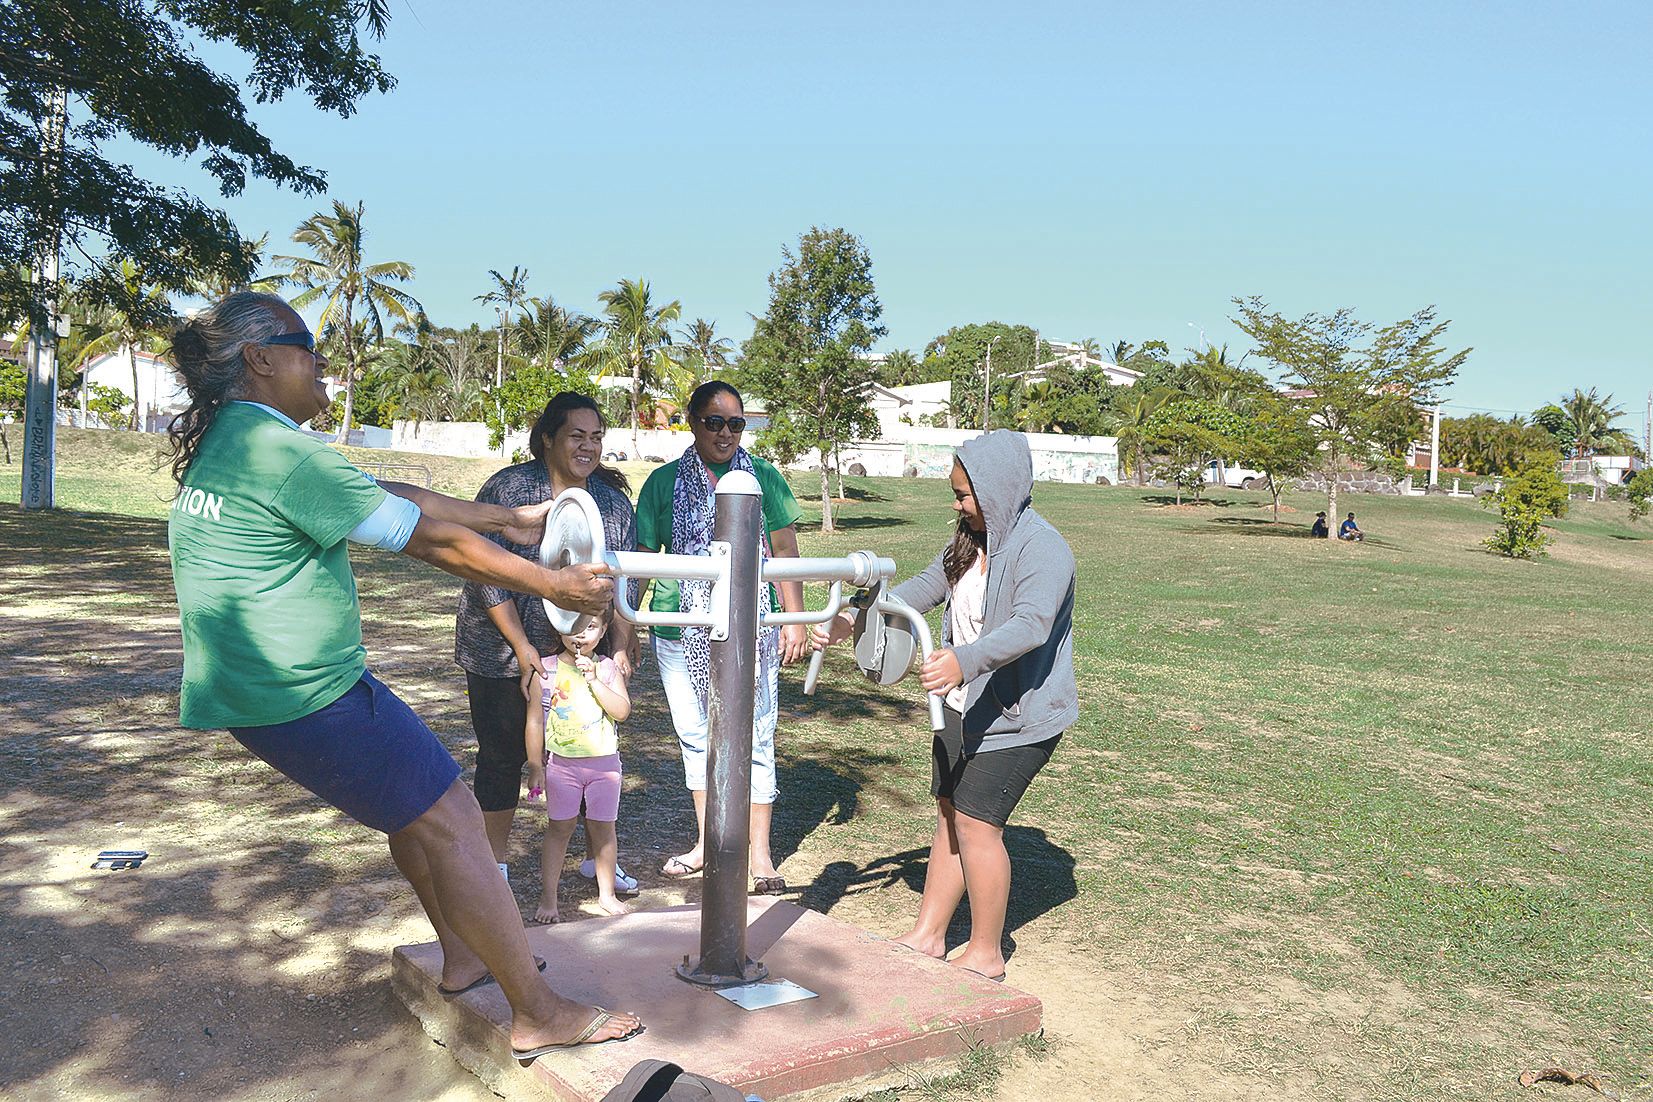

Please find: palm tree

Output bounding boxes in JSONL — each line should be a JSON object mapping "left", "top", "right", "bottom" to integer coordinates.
{"left": 1114, "top": 386, "right": 1172, "bottom": 485}
{"left": 591, "top": 278, "right": 681, "bottom": 454}
{"left": 1562, "top": 387, "right": 1624, "bottom": 458}
{"left": 67, "top": 259, "right": 174, "bottom": 429}
{"left": 679, "top": 318, "right": 735, "bottom": 375}
{"left": 517, "top": 295, "right": 600, "bottom": 369}
{"left": 475, "top": 266, "right": 530, "bottom": 453}
{"left": 273, "top": 200, "right": 420, "bottom": 441}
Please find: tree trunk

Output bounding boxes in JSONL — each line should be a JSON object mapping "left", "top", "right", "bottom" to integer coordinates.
{"left": 1325, "top": 467, "right": 1339, "bottom": 542}
{"left": 1135, "top": 441, "right": 1146, "bottom": 486}
{"left": 127, "top": 343, "right": 139, "bottom": 430}
{"left": 630, "top": 354, "right": 641, "bottom": 459}
{"left": 1269, "top": 477, "right": 1281, "bottom": 521}
{"left": 834, "top": 443, "right": 845, "bottom": 500}
{"left": 819, "top": 457, "right": 834, "bottom": 534}
{"left": 334, "top": 296, "right": 357, "bottom": 443}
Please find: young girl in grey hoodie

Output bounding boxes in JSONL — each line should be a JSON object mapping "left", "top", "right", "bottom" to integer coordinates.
{"left": 814, "top": 430, "right": 1077, "bottom": 983}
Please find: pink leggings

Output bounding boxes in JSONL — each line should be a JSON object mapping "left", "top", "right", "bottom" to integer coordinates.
{"left": 545, "top": 752, "right": 621, "bottom": 821}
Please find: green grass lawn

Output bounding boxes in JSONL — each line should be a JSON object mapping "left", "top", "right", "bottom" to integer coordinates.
{"left": 4, "top": 428, "right": 1652, "bottom": 1100}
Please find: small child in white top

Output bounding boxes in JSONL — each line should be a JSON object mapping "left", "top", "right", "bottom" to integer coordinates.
{"left": 525, "top": 608, "right": 632, "bottom": 922}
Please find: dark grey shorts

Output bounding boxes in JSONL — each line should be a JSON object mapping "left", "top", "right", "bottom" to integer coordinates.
{"left": 230, "top": 671, "right": 461, "bottom": 835}
{"left": 931, "top": 707, "right": 1060, "bottom": 829}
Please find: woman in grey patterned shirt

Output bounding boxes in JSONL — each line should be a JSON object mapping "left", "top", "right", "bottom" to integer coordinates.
{"left": 454, "top": 393, "right": 640, "bottom": 882}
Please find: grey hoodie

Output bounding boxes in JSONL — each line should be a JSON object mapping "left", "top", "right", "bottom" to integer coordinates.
{"left": 893, "top": 431, "right": 1078, "bottom": 751}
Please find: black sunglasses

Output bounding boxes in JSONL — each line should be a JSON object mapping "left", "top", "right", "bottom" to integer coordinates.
{"left": 263, "top": 330, "right": 317, "bottom": 352}
{"left": 699, "top": 415, "right": 746, "bottom": 435}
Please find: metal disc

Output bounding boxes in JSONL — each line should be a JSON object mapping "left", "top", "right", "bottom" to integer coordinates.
{"left": 538, "top": 487, "right": 606, "bottom": 635}
{"left": 854, "top": 610, "right": 918, "bottom": 687}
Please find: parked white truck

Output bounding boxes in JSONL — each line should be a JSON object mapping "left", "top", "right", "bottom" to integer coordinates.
{"left": 1203, "top": 460, "right": 1270, "bottom": 490}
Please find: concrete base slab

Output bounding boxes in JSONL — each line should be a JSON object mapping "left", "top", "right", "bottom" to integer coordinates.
{"left": 392, "top": 898, "right": 1041, "bottom": 1101}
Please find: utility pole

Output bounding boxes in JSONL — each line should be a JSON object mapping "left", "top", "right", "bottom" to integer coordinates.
{"left": 22, "top": 87, "right": 69, "bottom": 511}
{"left": 494, "top": 305, "right": 506, "bottom": 457}
{"left": 982, "top": 335, "right": 1001, "bottom": 430}
{"left": 1430, "top": 404, "right": 1441, "bottom": 489}
{"left": 1644, "top": 390, "right": 1650, "bottom": 463}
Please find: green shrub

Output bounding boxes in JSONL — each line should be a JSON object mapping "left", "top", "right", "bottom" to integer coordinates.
{"left": 1483, "top": 462, "right": 1568, "bottom": 559}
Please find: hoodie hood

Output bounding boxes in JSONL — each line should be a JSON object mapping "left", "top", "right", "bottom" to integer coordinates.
{"left": 955, "top": 430, "right": 1033, "bottom": 550}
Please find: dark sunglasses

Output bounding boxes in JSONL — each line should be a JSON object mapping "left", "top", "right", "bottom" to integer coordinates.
{"left": 263, "top": 330, "right": 317, "bottom": 352}
{"left": 699, "top": 415, "right": 746, "bottom": 435}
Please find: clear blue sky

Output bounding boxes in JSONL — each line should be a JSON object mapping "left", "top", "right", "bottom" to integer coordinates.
{"left": 127, "top": 0, "right": 1652, "bottom": 421}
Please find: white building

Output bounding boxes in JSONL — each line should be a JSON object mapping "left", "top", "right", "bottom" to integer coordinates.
{"left": 79, "top": 349, "right": 187, "bottom": 430}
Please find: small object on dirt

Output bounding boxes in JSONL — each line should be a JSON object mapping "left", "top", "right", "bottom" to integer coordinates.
{"left": 91, "top": 849, "right": 147, "bottom": 870}
{"left": 1517, "top": 1068, "right": 1619, "bottom": 1099}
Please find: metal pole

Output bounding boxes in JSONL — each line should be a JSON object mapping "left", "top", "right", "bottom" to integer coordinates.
{"left": 1429, "top": 404, "right": 1441, "bottom": 489}
{"left": 677, "top": 470, "right": 767, "bottom": 987}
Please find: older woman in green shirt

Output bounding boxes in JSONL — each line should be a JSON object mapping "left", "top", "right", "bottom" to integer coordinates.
{"left": 166, "top": 292, "right": 641, "bottom": 1059}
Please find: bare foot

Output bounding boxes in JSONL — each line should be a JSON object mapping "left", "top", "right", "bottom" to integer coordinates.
{"left": 532, "top": 899, "right": 561, "bottom": 925}
{"left": 595, "top": 897, "right": 631, "bottom": 917}
{"left": 947, "top": 950, "right": 1006, "bottom": 980}
{"left": 891, "top": 931, "right": 946, "bottom": 959}
{"left": 510, "top": 993, "right": 643, "bottom": 1053}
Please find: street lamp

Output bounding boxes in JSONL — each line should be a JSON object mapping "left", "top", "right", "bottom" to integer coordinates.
{"left": 982, "top": 335, "right": 1002, "bottom": 430}
{"left": 1187, "top": 321, "right": 1208, "bottom": 352}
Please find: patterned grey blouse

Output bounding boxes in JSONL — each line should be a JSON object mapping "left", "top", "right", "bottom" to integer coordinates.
{"left": 452, "top": 460, "right": 637, "bottom": 678}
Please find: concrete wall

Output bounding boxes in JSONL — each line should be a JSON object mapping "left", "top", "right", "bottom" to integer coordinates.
{"left": 383, "top": 419, "right": 1120, "bottom": 486}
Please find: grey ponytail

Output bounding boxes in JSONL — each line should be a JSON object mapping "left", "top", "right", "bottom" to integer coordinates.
{"left": 166, "top": 291, "right": 287, "bottom": 484}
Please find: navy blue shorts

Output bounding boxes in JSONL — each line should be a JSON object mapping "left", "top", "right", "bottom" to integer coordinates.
{"left": 229, "top": 670, "right": 462, "bottom": 834}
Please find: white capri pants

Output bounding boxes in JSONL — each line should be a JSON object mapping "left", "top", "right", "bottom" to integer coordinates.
{"left": 652, "top": 633, "right": 779, "bottom": 804}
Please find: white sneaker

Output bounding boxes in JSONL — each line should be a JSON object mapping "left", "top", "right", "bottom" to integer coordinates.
{"left": 580, "top": 858, "right": 639, "bottom": 894}
{"left": 497, "top": 862, "right": 510, "bottom": 882}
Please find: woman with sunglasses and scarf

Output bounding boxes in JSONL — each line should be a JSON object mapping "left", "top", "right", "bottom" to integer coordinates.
{"left": 636, "top": 381, "right": 811, "bottom": 894}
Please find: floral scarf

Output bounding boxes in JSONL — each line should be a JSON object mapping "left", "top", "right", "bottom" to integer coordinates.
{"left": 671, "top": 442, "right": 780, "bottom": 708}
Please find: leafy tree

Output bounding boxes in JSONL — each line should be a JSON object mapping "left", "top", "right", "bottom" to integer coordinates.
{"left": 1237, "top": 394, "right": 1318, "bottom": 520}
{"left": 1483, "top": 462, "right": 1569, "bottom": 559}
{"left": 1142, "top": 398, "right": 1246, "bottom": 503}
{"left": 590, "top": 278, "right": 681, "bottom": 455}
{"left": 925, "top": 323, "right": 1040, "bottom": 430}
{"left": 1107, "top": 339, "right": 1178, "bottom": 388}
{"left": 0, "top": 0, "right": 396, "bottom": 329}
{"left": 1561, "top": 388, "right": 1624, "bottom": 458}
{"left": 1628, "top": 468, "right": 1653, "bottom": 523}
{"left": 274, "top": 200, "right": 420, "bottom": 441}
{"left": 486, "top": 364, "right": 601, "bottom": 451}
{"left": 1529, "top": 403, "right": 1578, "bottom": 457}
{"left": 743, "top": 227, "right": 886, "bottom": 533}
{"left": 1233, "top": 298, "right": 1468, "bottom": 528}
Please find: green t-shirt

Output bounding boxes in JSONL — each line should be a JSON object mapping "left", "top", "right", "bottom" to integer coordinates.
{"left": 635, "top": 454, "right": 803, "bottom": 639}
{"left": 169, "top": 403, "right": 387, "bottom": 728}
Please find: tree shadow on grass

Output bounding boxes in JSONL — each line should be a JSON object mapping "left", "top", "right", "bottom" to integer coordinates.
{"left": 804, "top": 514, "right": 910, "bottom": 531}
{"left": 1142, "top": 495, "right": 1240, "bottom": 508}
{"left": 797, "top": 827, "right": 1076, "bottom": 962}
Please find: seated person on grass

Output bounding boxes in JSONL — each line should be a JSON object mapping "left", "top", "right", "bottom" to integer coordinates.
{"left": 1310, "top": 511, "right": 1329, "bottom": 538}
{"left": 1339, "top": 512, "right": 1364, "bottom": 541}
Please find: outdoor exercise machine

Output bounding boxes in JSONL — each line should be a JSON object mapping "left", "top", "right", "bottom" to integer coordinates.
{"left": 540, "top": 472, "right": 944, "bottom": 988}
